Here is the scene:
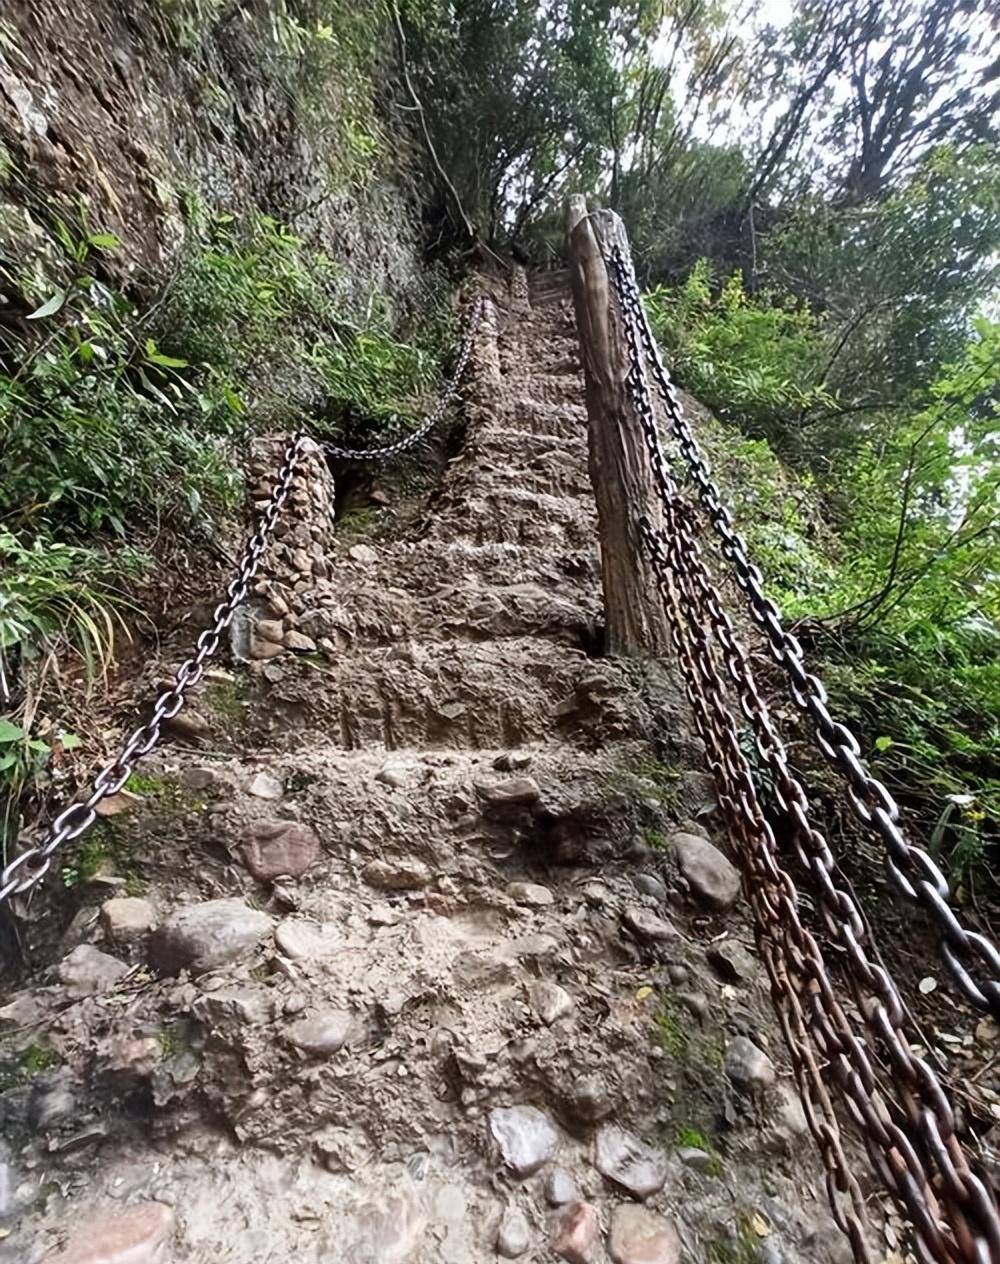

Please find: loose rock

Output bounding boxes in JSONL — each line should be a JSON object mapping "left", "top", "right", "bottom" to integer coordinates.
{"left": 497, "top": 1205, "right": 531, "bottom": 1258}
{"left": 608, "top": 1204, "right": 681, "bottom": 1264}
{"left": 529, "top": 980, "right": 573, "bottom": 1025}
{"left": 475, "top": 777, "right": 541, "bottom": 808}
{"left": 632, "top": 873, "right": 667, "bottom": 902}
{"left": 255, "top": 619, "right": 285, "bottom": 645}
{"left": 508, "top": 881, "right": 554, "bottom": 907}
{"left": 725, "top": 1036, "right": 776, "bottom": 1093}
{"left": 489, "top": 1105, "right": 559, "bottom": 1177}
{"left": 671, "top": 832, "right": 740, "bottom": 910}
{"left": 678, "top": 1146, "right": 715, "bottom": 1173}
{"left": 552, "top": 1201, "right": 600, "bottom": 1264}
{"left": 284, "top": 629, "right": 317, "bottom": 652}
{"left": 100, "top": 897, "right": 156, "bottom": 942}
{"left": 241, "top": 820, "right": 320, "bottom": 881}
{"left": 362, "top": 858, "right": 430, "bottom": 891}
{"left": 149, "top": 898, "right": 272, "bottom": 975}
{"left": 623, "top": 907, "right": 677, "bottom": 943}
{"left": 286, "top": 1009, "right": 353, "bottom": 1056}
{"left": 595, "top": 1124, "right": 667, "bottom": 1199}
{"left": 274, "top": 918, "right": 331, "bottom": 960}
{"left": 247, "top": 771, "right": 283, "bottom": 800}
{"left": 375, "top": 764, "right": 408, "bottom": 788}
{"left": 568, "top": 1073, "right": 612, "bottom": 1123}
{"left": 706, "top": 940, "right": 756, "bottom": 983}
{"left": 41, "top": 1200, "right": 175, "bottom": 1263}
{"left": 93, "top": 789, "right": 143, "bottom": 819}
{"left": 57, "top": 945, "right": 128, "bottom": 996}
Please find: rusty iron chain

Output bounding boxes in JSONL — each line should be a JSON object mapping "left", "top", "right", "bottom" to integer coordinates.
{"left": 609, "top": 256, "right": 1000, "bottom": 1264}
{"left": 609, "top": 245, "right": 1000, "bottom": 1021}
{"left": 0, "top": 433, "right": 312, "bottom": 907}
{"left": 1, "top": 295, "right": 486, "bottom": 911}
{"left": 322, "top": 298, "right": 485, "bottom": 462}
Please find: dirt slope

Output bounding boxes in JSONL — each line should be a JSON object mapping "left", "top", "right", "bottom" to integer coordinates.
{"left": 1, "top": 271, "right": 858, "bottom": 1264}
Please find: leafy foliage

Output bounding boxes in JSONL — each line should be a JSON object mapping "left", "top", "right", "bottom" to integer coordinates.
{"left": 672, "top": 282, "right": 1000, "bottom": 881}
{"left": 644, "top": 261, "right": 832, "bottom": 452}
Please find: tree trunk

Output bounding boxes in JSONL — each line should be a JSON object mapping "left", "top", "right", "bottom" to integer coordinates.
{"left": 565, "top": 195, "right": 669, "bottom": 657}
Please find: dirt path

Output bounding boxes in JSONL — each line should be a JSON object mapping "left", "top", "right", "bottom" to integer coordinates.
{"left": 1, "top": 271, "right": 857, "bottom": 1264}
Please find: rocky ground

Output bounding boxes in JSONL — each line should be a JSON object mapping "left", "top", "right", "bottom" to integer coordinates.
{"left": 1, "top": 270, "right": 865, "bottom": 1263}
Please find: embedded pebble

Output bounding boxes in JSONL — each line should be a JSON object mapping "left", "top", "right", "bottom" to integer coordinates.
{"left": 671, "top": 832, "right": 740, "bottom": 910}
{"left": 529, "top": 981, "right": 573, "bottom": 1025}
{"left": 508, "top": 881, "right": 554, "bottom": 907}
{"left": 568, "top": 1073, "right": 612, "bottom": 1122}
{"left": 362, "top": 858, "right": 430, "bottom": 891}
{"left": 274, "top": 918, "right": 331, "bottom": 960}
{"left": 595, "top": 1124, "right": 668, "bottom": 1199}
{"left": 545, "top": 1168, "right": 580, "bottom": 1206}
{"left": 375, "top": 764, "right": 408, "bottom": 788}
{"left": 285, "top": 1009, "right": 353, "bottom": 1056}
{"left": 608, "top": 1204, "right": 681, "bottom": 1264}
{"left": 247, "top": 771, "right": 283, "bottom": 799}
{"left": 40, "top": 1200, "right": 175, "bottom": 1263}
{"left": 149, "top": 899, "right": 272, "bottom": 975}
{"left": 496, "top": 1205, "right": 531, "bottom": 1258}
{"left": 706, "top": 940, "right": 756, "bottom": 982}
{"left": 284, "top": 629, "right": 317, "bottom": 652}
{"left": 241, "top": 820, "right": 320, "bottom": 881}
{"left": 632, "top": 873, "right": 667, "bottom": 902}
{"left": 489, "top": 1105, "right": 559, "bottom": 1177}
{"left": 725, "top": 1036, "right": 776, "bottom": 1093}
{"left": 679, "top": 1146, "right": 715, "bottom": 1172}
{"left": 552, "top": 1200, "right": 600, "bottom": 1263}
{"left": 100, "top": 897, "right": 156, "bottom": 942}
{"left": 623, "top": 907, "right": 677, "bottom": 942}
{"left": 476, "top": 777, "right": 541, "bottom": 808}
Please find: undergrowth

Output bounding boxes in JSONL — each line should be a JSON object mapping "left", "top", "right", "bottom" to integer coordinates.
{"left": 647, "top": 265, "right": 999, "bottom": 887}
{"left": 1, "top": 198, "right": 448, "bottom": 854}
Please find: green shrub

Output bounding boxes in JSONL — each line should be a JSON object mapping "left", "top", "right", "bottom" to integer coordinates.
{"left": 643, "top": 260, "right": 832, "bottom": 454}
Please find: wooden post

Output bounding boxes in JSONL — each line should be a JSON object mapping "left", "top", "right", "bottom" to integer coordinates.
{"left": 566, "top": 195, "right": 670, "bottom": 657}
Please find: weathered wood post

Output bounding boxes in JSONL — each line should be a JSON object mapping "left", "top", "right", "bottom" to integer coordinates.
{"left": 566, "top": 195, "right": 669, "bottom": 656}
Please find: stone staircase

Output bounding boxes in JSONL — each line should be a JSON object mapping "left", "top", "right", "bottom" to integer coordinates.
{"left": 1, "top": 271, "right": 860, "bottom": 1264}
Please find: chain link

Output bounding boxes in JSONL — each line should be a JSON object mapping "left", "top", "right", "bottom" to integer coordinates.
{"left": 610, "top": 246, "right": 1000, "bottom": 1020}
{"left": 322, "top": 298, "right": 485, "bottom": 462}
{"left": 0, "top": 433, "right": 311, "bottom": 907}
{"left": 607, "top": 250, "right": 1000, "bottom": 1264}
{"left": 1, "top": 296, "right": 486, "bottom": 911}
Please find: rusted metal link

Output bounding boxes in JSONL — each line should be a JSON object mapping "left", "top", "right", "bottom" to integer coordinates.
{"left": 610, "top": 244, "right": 1000, "bottom": 1022}
{"left": 606, "top": 251, "right": 1000, "bottom": 1264}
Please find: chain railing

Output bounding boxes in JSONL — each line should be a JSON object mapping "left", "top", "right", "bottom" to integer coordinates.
{"left": 0, "top": 301, "right": 485, "bottom": 911}
{"left": 605, "top": 240, "right": 1000, "bottom": 1264}
{"left": 321, "top": 298, "right": 485, "bottom": 462}
{"left": 609, "top": 245, "right": 1000, "bottom": 1021}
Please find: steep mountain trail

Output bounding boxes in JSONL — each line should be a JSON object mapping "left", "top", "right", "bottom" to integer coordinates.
{"left": 3, "top": 270, "right": 856, "bottom": 1264}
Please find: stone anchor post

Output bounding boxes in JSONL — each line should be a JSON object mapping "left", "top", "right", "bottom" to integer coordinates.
{"left": 565, "top": 195, "right": 669, "bottom": 657}
{"left": 235, "top": 436, "right": 337, "bottom": 661}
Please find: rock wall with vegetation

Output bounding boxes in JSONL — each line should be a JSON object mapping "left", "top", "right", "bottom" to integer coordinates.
{"left": 0, "top": 0, "right": 452, "bottom": 841}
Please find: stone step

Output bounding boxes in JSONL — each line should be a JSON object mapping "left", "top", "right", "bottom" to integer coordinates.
{"left": 427, "top": 485, "right": 596, "bottom": 548}
{"left": 269, "top": 560, "right": 602, "bottom": 654}
{"left": 509, "top": 398, "right": 588, "bottom": 438}
{"left": 249, "top": 636, "right": 649, "bottom": 752}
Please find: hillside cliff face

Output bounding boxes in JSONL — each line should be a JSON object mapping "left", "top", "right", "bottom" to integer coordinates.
{"left": 1, "top": 1, "right": 425, "bottom": 319}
